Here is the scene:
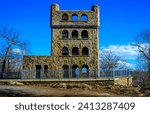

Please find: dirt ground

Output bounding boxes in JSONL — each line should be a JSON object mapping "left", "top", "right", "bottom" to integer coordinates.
{"left": 0, "top": 81, "right": 147, "bottom": 97}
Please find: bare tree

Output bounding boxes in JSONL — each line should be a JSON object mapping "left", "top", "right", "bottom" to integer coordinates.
{"left": 100, "top": 50, "right": 126, "bottom": 77}
{"left": 136, "top": 54, "right": 148, "bottom": 71}
{"left": 0, "top": 53, "right": 3, "bottom": 71}
{"left": 134, "top": 28, "right": 150, "bottom": 84}
{"left": 0, "top": 28, "right": 28, "bottom": 78}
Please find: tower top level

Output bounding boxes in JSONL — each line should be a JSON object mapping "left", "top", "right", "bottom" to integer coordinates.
{"left": 51, "top": 4, "right": 100, "bottom": 28}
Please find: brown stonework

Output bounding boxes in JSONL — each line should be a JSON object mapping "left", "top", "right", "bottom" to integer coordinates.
{"left": 23, "top": 4, "right": 100, "bottom": 79}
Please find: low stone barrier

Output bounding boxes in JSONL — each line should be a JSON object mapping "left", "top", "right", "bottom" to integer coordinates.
{"left": 0, "top": 77, "right": 132, "bottom": 87}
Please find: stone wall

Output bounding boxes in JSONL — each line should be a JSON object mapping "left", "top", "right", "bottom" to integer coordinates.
{"left": 0, "top": 78, "right": 132, "bottom": 87}
{"left": 23, "top": 4, "right": 100, "bottom": 79}
{"left": 51, "top": 4, "right": 100, "bottom": 28}
{"left": 114, "top": 77, "right": 133, "bottom": 86}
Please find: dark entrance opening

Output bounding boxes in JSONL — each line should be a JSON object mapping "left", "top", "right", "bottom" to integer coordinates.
{"left": 62, "top": 47, "right": 69, "bottom": 55}
{"left": 62, "top": 13, "right": 69, "bottom": 20}
{"left": 36, "top": 65, "right": 41, "bottom": 79}
{"left": 72, "top": 47, "right": 79, "bottom": 55}
{"left": 82, "top": 65, "right": 89, "bottom": 78}
{"left": 81, "top": 30, "right": 88, "bottom": 39}
{"left": 62, "top": 65, "right": 69, "bottom": 78}
{"left": 72, "top": 64, "right": 79, "bottom": 78}
{"left": 62, "top": 30, "right": 69, "bottom": 39}
{"left": 72, "top": 30, "right": 78, "bottom": 39}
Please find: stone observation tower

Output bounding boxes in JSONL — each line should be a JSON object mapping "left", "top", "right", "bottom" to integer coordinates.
{"left": 23, "top": 4, "right": 100, "bottom": 79}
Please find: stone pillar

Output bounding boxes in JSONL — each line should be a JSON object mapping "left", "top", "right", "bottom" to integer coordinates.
{"left": 69, "top": 66, "right": 72, "bottom": 78}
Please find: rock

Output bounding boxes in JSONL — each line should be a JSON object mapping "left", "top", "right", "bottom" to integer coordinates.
{"left": 81, "top": 83, "right": 92, "bottom": 90}
{"left": 145, "top": 90, "right": 150, "bottom": 96}
{"left": 57, "top": 83, "right": 67, "bottom": 88}
{"left": 67, "top": 84, "right": 80, "bottom": 89}
{"left": 50, "top": 83, "right": 58, "bottom": 88}
{"left": 99, "top": 82, "right": 103, "bottom": 85}
{"left": 67, "top": 83, "right": 92, "bottom": 90}
{"left": 64, "top": 83, "right": 93, "bottom": 90}
{"left": 8, "top": 81, "right": 24, "bottom": 86}
{"left": 94, "top": 84, "right": 100, "bottom": 89}
{"left": 106, "top": 85, "right": 113, "bottom": 89}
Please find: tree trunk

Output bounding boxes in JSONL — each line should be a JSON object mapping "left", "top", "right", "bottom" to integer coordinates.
{"left": 0, "top": 45, "right": 11, "bottom": 79}
{"left": 145, "top": 68, "right": 150, "bottom": 82}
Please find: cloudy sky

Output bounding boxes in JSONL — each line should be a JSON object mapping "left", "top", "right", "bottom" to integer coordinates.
{"left": 0, "top": 0, "right": 150, "bottom": 69}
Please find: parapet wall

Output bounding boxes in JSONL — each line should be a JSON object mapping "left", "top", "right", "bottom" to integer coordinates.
{"left": 0, "top": 77, "right": 132, "bottom": 87}
{"left": 51, "top": 4, "right": 100, "bottom": 28}
{"left": 114, "top": 77, "right": 132, "bottom": 86}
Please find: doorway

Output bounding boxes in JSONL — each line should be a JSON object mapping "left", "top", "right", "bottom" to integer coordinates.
{"left": 82, "top": 65, "right": 89, "bottom": 78}
{"left": 62, "top": 65, "right": 69, "bottom": 78}
{"left": 36, "top": 65, "right": 41, "bottom": 79}
{"left": 72, "top": 64, "right": 79, "bottom": 78}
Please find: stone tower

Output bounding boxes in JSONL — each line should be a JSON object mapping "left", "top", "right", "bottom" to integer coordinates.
{"left": 23, "top": 4, "right": 100, "bottom": 79}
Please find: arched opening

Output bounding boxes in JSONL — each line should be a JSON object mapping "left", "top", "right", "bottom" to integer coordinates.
{"left": 81, "top": 30, "right": 88, "bottom": 39}
{"left": 62, "top": 65, "right": 69, "bottom": 78}
{"left": 62, "top": 30, "right": 69, "bottom": 39}
{"left": 72, "top": 14, "right": 78, "bottom": 21}
{"left": 81, "top": 14, "right": 88, "bottom": 21}
{"left": 62, "top": 13, "right": 69, "bottom": 20}
{"left": 72, "top": 30, "right": 78, "bottom": 39}
{"left": 72, "top": 47, "right": 79, "bottom": 55}
{"left": 82, "top": 65, "right": 89, "bottom": 78}
{"left": 36, "top": 65, "right": 41, "bottom": 79}
{"left": 82, "top": 47, "right": 89, "bottom": 55}
{"left": 72, "top": 64, "right": 79, "bottom": 78}
{"left": 62, "top": 47, "right": 69, "bottom": 55}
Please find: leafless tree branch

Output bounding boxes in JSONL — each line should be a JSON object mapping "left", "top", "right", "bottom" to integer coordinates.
{"left": 0, "top": 27, "right": 29, "bottom": 78}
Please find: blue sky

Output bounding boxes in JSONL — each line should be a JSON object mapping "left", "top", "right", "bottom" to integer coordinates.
{"left": 0, "top": 0, "right": 150, "bottom": 68}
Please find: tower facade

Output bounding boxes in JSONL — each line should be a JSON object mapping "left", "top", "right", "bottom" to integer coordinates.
{"left": 23, "top": 4, "right": 100, "bottom": 79}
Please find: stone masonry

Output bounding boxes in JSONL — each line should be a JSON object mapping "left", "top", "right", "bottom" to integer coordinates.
{"left": 23, "top": 4, "right": 100, "bottom": 79}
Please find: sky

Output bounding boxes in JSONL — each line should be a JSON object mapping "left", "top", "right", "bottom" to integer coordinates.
{"left": 0, "top": 0, "right": 150, "bottom": 69}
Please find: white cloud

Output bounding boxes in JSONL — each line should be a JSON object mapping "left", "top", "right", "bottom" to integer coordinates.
{"left": 100, "top": 44, "right": 140, "bottom": 69}
{"left": 100, "top": 44, "right": 139, "bottom": 60}
{"left": 12, "top": 48, "right": 21, "bottom": 54}
{"left": 118, "top": 61, "right": 135, "bottom": 69}
{"left": 12, "top": 48, "right": 26, "bottom": 55}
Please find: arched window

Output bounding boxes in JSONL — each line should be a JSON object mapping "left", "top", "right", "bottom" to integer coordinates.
{"left": 81, "top": 14, "right": 88, "bottom": 21}
{"left": 81, "top": 30, "right": 88, "bottom": 39}
{"left": 82, "top": 64, "right": 89, "bottom": 78}
{"left": 62, "top": 47, "right": 69, "bottom": 55}
{"left": 72, "top": 47, "right": 79, "bottom": 55}
{"left": 62, "top": 13, "right": 69, "bottom": 20}
{"left": 62, "top": 30, "right": 69, "bottom": 39}
{"left": 62, "top": 65, "right": 69, "bottom": 78}
{"left": 72, "top": 64, "right": 79, "bottom": 78}
{"left": 72, "top": 30, "right": 78, "bottom": 39}
{"left": 72, "top": 14, "right": 78, "bottom": 21}
{"left": 82, "top": 47, "right": 89, "bottom": 55}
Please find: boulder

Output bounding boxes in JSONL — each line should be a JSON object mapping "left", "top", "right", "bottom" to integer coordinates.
{"left": 67, "top": 84, "right": 81, "bottom": 89}
{"left": 67, "top": 83, "right": 92, "bottom": 90}
{"left": 106, "top": 85, "right": 113, "bottom": 89}
{"left": 57, "top": 83, "right": 67, "bottom": 88}
{"left": 81, "top": 83, "right": 92, "bottom": 90}
{"left": 94, "top": 84, "right": 101, "bottom": 89}
{"left": 8, "top": 81, "right": 24, "bottom": 86}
